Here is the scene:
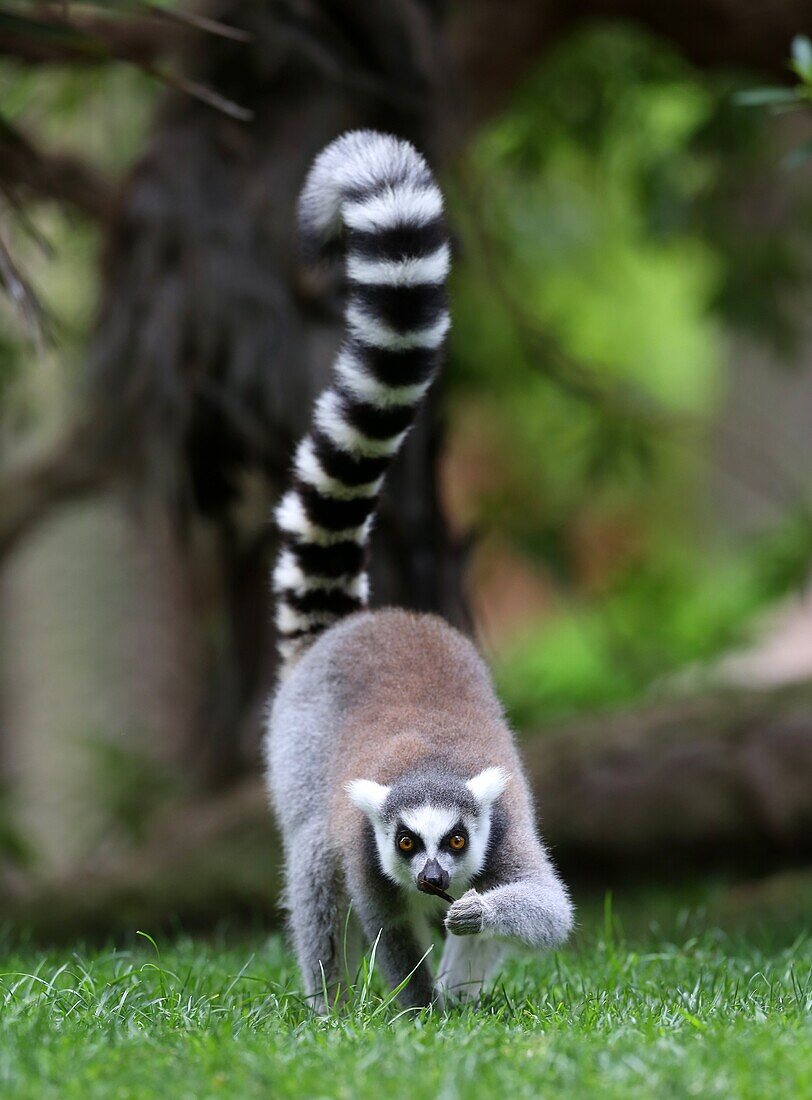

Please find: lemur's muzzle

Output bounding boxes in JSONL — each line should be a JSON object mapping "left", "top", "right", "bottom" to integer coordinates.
{"left": 416, "top": 858, "right": 450, "bottom": 894}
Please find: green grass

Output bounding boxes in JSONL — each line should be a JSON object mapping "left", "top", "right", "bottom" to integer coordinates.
{"left": 0, "top": 898, "right": 810, "bottom": 1099}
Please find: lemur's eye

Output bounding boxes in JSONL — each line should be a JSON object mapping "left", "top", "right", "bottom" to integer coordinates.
{"left": 449, "top": 834, "right": 466, "bottom": 851}
{"left": 398, "top": 835, "right": 414, "bottom": 853}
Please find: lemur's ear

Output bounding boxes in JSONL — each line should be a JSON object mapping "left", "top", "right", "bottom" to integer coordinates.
{"left": 467, "top": 766, "right": 510, "bottom": 810}
{"left": 346, "top": 779, "right": 391, "bottom": 821}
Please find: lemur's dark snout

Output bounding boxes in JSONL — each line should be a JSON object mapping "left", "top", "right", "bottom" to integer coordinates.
{"left": 417, "top": 859, "right": 449, "bottom": 892}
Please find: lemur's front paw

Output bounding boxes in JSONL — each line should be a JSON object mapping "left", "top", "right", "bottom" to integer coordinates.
{"left": 445, "top": 889, "right": 486, "bottom": 936}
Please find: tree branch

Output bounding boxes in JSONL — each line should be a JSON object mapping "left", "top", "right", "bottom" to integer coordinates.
{"left": 0, "top": 8, "right": 253, "bottom": 120}
{"left": 0, "top": 7, "right": 176, "bottom": 65}
{"left": 0, "top": 418, "right": 114, "bottom": 561}
{"left": 0, "top": 117, "right": 114, "bottom": 220}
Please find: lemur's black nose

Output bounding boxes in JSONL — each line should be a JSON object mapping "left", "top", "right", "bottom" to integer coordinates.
{"left": 418, "top": 859, "right": 450, "bottom": 892}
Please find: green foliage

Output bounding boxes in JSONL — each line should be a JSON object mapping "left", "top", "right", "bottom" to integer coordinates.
{"left": 0, "top": 901, "right": 810, "bottom": 1098}
{"left": 448, "top": 27, "right": 724, "bottom": 575}
{"left": 451, "top": 27, "right": 723, "bottom": 394}
{"left": 446, "top": 25, "right": 812, "bottom": 720}
{"left": 0, "top": 61, "right": 155, "bottom": 173}
{"left": 448, "top": 26, "right": 810, "bottom": 551}
{"left": 496, "top": 510, "right": 812, "bottom": 727}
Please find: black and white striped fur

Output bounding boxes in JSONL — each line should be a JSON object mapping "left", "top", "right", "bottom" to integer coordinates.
{"left": 273, "top": 131, "right": 450, "bottom": 665}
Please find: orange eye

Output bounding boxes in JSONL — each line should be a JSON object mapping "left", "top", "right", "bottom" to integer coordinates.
{"left": 398, "top": 835, "right": 414, "bottom": 853}
{"left": 449, "top": 834, "right": 466, "bottom": 852}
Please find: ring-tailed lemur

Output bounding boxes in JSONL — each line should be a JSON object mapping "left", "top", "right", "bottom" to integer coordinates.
{"left": 265, "top": 131, "right": 573, "bottom": 1010}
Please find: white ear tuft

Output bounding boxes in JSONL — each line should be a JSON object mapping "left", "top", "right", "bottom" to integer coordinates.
{"left": 346, "top": 778, "right": 391, "bottom": 820}
{"left": 467, "top": 766, "right": 510, "bottom": 809}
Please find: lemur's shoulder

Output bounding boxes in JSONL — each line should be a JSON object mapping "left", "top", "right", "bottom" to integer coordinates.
{"left": 294, "top": 607, "right": 502, "bottom": 713}
{"left": 317, "top": 610, "right": 527, "bottom": 813}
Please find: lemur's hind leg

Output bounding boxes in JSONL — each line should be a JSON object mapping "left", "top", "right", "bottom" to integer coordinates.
{"left": 436, "top": 935, "right": 506, "bottom": 1004}
{"left": 284, "top": 823, "right": 345, "bottom": 1013}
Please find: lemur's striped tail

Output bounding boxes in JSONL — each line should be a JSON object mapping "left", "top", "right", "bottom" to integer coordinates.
{"left": 273, "top": 131, "right": 450, "bottom": 665}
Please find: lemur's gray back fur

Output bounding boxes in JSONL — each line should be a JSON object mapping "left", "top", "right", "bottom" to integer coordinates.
{"left": 273, "top": 131, "right": 450, "bottom": 664}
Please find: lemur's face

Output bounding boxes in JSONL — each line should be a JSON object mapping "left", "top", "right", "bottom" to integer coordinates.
{"left": 347, "top": 767, "right": 509, "bottom": 894}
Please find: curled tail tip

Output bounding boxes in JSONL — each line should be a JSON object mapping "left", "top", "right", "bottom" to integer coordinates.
{"left": 297, "top": 129, "right": 439, "bottom": 250}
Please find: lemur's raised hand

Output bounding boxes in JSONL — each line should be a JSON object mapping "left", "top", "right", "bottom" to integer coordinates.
{"left": 265, "top": 131, "right": 573, "bottom": 1011}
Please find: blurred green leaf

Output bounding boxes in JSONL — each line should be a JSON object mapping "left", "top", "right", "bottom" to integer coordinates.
{"left": 496, "top": 509, "right": 812, "bottom": 727}
{"left": 448, "top": 25, "right": 812, "bottom": 727}
{"left": 790, "top": 34, "right": 812, "bottom": 83}
{"left": 733, "top": 88, "right": 803, "bottom": 107}
{"left": 736, "top": 36, "right": 812, "bottom": 179}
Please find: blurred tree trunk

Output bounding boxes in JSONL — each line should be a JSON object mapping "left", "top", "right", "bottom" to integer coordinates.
{"left": 525, "top": 680, "right": 812, "bottom": 877}
{"left": 73, "top": 0, "right": 469, "bottom": 784}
